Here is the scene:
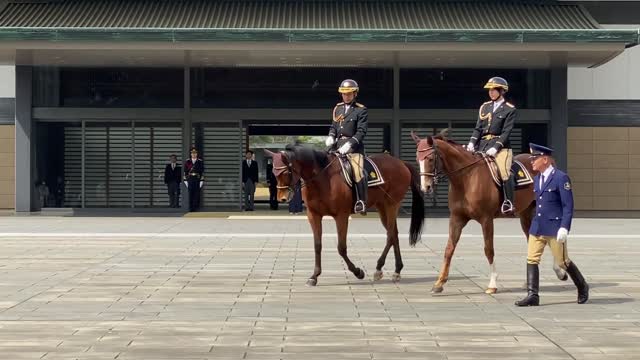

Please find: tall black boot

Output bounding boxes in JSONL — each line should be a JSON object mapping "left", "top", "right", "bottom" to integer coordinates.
{"left": 501, "top": 175, "right": 515, "bottom": 214}
{"left": 515, "top": 264, "right": 539, "bottom": 306}
{"left": 353, "top": 178, "right": 368, "bottom": 215}
{"left": 566, "top": 261, "right": 589, "bottom": 304}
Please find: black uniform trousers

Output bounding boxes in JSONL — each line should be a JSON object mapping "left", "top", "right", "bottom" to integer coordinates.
{"left": 187, "top": 177, "right": 201, "bottom": 211}
{"left": 167, "top": 182, "right": 180, "bottom": 208}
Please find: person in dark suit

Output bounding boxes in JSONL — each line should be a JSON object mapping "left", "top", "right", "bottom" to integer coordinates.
{"left": 288, "top": 180, "right": 303, "bottom": 214}
{"left": 266, "top": 159, "right": 278, "bottom": 210}
{"left": 184, "top": 147, "right": 204, "bottom": 212}
{"left": 515, "top": 143, "right": 589, "bottom": 307}
{"left": 164, "top": 154, "right": 182, "bottom": 208}
{"left": 242, "top": 150, "right": 259, "bottom": 211}
{"left": 54, "top": 176, "right": 65, "bottom": 207}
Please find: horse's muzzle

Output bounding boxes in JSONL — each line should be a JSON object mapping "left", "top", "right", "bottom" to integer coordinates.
{"left": 423, "top": 184, "right": 434, "bottom": 194}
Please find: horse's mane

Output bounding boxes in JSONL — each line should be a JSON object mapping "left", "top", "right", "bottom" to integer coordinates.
{"left": 284, "top": 142, "right": 330, "bottom": 168}
{"left": 433, "top": 135, "right": 460, "bottom": 146}
{"left": 430, "top": 135, "right": 477, "bottom": 158}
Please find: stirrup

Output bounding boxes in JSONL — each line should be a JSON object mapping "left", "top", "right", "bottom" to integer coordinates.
{"left": 501, "top": 200, "right": 514, "bottom": 214}
{"left": 354, "top": 200, "right": 367, "bottom": 214}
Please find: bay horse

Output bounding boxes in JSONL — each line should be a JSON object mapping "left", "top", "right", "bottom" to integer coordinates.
{"left": 411, "top": 130, "right": 566, "bottom": 294}
{"left": 265, "top": 144, "right": 424, "bottom": 286}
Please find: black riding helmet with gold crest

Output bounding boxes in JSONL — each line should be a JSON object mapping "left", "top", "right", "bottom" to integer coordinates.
{"left": 338, "top": 79, "right": 359, "bottom": 94}
{"left": 483, "top": 76, "right": 509, "bottom": 92}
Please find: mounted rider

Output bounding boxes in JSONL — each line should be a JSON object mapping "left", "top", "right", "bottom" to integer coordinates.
{"left": 325, "top": 79, "right": 369, "bottom": 214}
{"left": 466, "top": 76, "right": 517, "bottom": 214}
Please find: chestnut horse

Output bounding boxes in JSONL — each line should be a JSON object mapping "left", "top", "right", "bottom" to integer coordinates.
{"left": 265, "top": 144, "right": 424, "bottom": 286}
{"left": 411, "top": 131, "right": 566, "bottom": 294}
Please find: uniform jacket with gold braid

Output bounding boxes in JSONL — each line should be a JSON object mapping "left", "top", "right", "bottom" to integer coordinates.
{"left": 470, "top": 100, "right": 516, "bottom": 152}
{"left": 328, "top": 101, "right": 368, "bottom": 154}
{"left": 183, "top": 159, "right": 205, "bottom": 181}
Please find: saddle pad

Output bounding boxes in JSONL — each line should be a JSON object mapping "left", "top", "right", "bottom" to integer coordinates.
{"left": 339, "top": 156, "right": 385, "bottom": 188}
{"left": 512, "top": 160, "right": 534, "bottom": 187}
{"left": 484, "top": 156, "right": 534, "bottom": 188}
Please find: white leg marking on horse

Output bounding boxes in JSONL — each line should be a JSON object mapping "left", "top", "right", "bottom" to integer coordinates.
{"left": 419, "top": 160, "right": 427, "bottom": 192}
{"left": 488, "top": 262, "right": 498, "bottom": 289}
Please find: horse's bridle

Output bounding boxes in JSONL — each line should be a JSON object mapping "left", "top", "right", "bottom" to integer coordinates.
{"left": 273, "top": 153, "right": 339, "bottom": 194}
{"left": 417, "top": 141, "right": 484, "bottom": 185}
{"left": 273, "top": 163, "right": 300, "bottom": 192}
{"left": 417, "top": 141, "right": 444, "bottom": 185}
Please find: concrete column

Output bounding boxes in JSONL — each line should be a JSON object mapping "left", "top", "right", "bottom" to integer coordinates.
{"left": 15, "top": 66, "right": 32, "bottom": 212}
{"left": 182, "top": 51, "right": 192, "bottom": 211}
{"left": 391, "top": 52, "right": 400, "bottom": 156}
{"left": 550, "top": 54, "right": 568, "bottom": 171}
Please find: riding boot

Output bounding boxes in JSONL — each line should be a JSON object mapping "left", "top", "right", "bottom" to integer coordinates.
{"left": 501, "top": 175, "right": 515, "bottom": 214}
{"left": 354, "top": 178, "right": 367, "bottom": 215}
{"left": 566, "top": 261, "right": 589, "bottom": 304}
{"left": 515, "top": 264, "right": 540, "bottom": 306}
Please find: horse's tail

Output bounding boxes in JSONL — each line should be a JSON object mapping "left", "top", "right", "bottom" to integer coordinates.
{"left": 404, "top": 161, "right": 425, "bottom": 246}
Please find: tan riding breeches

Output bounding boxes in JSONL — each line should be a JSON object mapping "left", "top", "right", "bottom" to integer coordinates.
{"left": 347, "top": 153, "right": 365, "bottom": 182}
{"left": 527, "top": 234, "right": 571, "bottom": 269}
{"left": 495, "top": 148, "right": 513, "bottom": 181}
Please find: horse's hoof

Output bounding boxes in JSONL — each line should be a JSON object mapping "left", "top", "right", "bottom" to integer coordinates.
{"left": 306, "top": 279, "right": 317, "bottom": 287}
{"left": 355, "top": 268, "right": 366, "bottom": 280}
{"left": 485, "top": 287, "right": 498, "bottom": 294}
{"left": 392, "top": 273, "right": 401, "bottom": 282}
{"left": 431, "top": 286, "right": 444, "bottom": 294}
{"left": 373, "top": 270, "right": 384, "bottom": 281}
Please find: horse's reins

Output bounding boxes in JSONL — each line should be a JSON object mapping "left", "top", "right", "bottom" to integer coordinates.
{"left": 418, "top": 141, "right": 484, "bottom": 184}
{"left": 274, "top": 154, "right": 339, "bottom": 195}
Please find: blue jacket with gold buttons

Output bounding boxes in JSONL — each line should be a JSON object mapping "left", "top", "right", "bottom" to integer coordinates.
{"left": 530, "top": 167, "right": 574, "bottom": 237}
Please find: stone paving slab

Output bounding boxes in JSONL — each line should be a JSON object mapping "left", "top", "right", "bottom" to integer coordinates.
{"left": 0, "top": 217, "right": 639, "bottom": 359}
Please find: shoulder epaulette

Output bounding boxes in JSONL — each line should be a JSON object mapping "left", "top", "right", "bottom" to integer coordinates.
{"left": 336, "top": 102, "right": 344, "bottom": 106}
{"left": 355, "top": 102, "right": 365, "bottom": 108}
{"left": 506, "top": 102, "right": 515, "bottom": 108}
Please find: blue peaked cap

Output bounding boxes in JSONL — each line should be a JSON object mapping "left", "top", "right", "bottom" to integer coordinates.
{"left": 529, "top": 143, "right": 554, "bottom": 156}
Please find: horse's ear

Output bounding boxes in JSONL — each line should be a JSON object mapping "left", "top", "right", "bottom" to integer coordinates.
{"left": 264, "top": 149, "right": 275, "bottom": 157}
{"left": 438, "top": 128, "right": 450, "bottom": 140}
{"left": 411, "top": 131, "right": 421, "bottom": 144}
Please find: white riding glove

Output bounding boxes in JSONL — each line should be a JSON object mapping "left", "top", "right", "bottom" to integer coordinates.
{"left": 486, "top": 147, "right": 498, "bottom": 157}
{"left": 466, "top": 142, "right": 475, "bottom": 152}
{"left": 325, "top": 136, "right": 335, "bottom": 147}
{"left": 338, "top": 142, "right": 351, "bottom": 155}
{"left": 199, "top": 181, "right": 204, "bottom": 188}
{"left": 183, "top": 181, "right": 188, "bottom": 188}
{"left": 557, "top": 227, "right": 568, "bottom": 244}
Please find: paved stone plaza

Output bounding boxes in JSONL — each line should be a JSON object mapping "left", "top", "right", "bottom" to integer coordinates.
{"left": 0, "top": 215, "right": 638, "bottom": 359}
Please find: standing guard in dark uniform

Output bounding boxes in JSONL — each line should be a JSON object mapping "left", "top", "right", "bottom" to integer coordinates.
{"left": 325, "top": 79, "right": 368, "bottom": 214}
{"left": 515, "top": 143, "right": 589, "bottom": 306}
{"left": 183, "top": 147, "right": 204, "bottom": 212}
{"left": 467, "top": 76, "right": 517, "bottom": 214}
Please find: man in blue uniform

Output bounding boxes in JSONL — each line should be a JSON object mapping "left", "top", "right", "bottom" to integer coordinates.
{"left": 325, "top": 79, "right": 368, "bottom": 214}
{"left": 515, "top": 143, "right": 589, "bottom": 306}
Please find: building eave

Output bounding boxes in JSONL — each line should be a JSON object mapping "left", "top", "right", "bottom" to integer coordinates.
{"left": 0, "top": 28, "right": 637, "bottom": 45}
